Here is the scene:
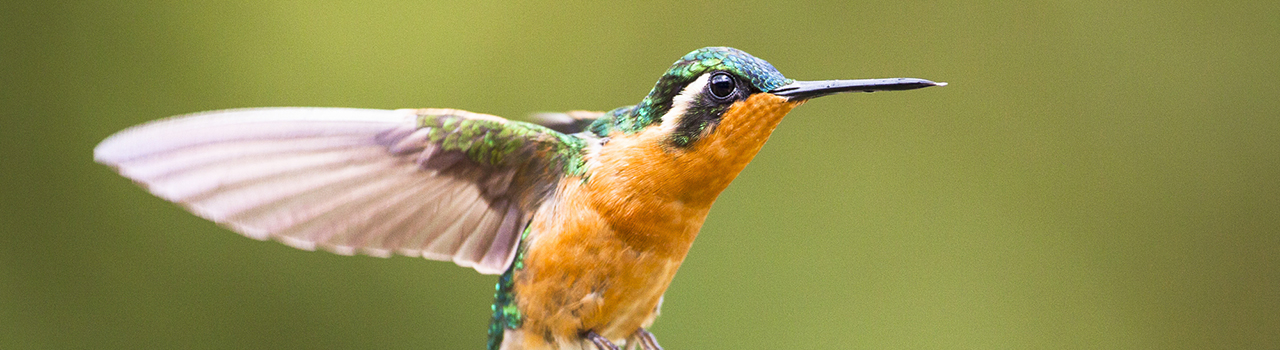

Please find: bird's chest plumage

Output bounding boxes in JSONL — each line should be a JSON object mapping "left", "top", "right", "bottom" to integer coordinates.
{"left": 507, "top": 178, "right": 706, "bottom": 349}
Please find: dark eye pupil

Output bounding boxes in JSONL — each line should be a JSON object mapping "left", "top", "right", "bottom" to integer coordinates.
{"left": 709, "top": 73, "right": 735, "bottom": 99}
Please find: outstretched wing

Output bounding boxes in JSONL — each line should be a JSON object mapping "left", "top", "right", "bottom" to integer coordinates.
{"left": 528, "top": 110, "right": 605, "bottom": 134}
{"left": 94, "top": 107, "right": 586, "bottom": 274}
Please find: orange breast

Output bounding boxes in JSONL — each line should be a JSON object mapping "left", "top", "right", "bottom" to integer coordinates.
{"left": 508, "top": 94, "right": 799, "bottom": 349}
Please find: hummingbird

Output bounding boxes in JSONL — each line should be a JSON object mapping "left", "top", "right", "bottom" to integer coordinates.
{"left": 94, "top": 47, "right": 943, "bottom": 350}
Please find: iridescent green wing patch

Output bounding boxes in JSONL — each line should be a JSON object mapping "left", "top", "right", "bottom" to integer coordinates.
{"left": 412, "top": 107, "right": 586, "bottom": 175}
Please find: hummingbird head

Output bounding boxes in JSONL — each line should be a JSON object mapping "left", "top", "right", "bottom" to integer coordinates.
{"left": 589, "top": 47, "right": 943, "bottom": 148}
{"left": 582, "top": 47, "right": 942, "bottom": 209}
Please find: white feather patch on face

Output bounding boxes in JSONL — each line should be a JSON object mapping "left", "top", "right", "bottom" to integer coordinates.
{"left": 655, "top": 73, "right": 711, "bottom": 136}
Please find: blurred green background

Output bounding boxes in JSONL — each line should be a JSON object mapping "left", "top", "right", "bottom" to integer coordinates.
{"left": 3, "top": 1, "right": 1278, "bottom": 349}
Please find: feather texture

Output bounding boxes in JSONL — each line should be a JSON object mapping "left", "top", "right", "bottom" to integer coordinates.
{"left": 95, "top": 107, "right": 584, "bottom": 274}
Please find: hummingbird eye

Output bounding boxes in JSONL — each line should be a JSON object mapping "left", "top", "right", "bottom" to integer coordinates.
{"left": 708, "top": 72, "right": 736, "bottom": 101}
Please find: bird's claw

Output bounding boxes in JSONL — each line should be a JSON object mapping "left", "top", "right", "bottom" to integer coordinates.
{"left": 632, "top": 328, "right": 663, "bottom": 350}
{"left": 586, "top": 330, "right": 620, "bottom": 350}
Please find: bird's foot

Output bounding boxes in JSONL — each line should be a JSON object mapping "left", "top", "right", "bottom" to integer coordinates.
{"left": 585, "top": 330, "right": 620, "bottom": 350}
{"left": 632, "top": 328, "right": 664, "bottom": 350}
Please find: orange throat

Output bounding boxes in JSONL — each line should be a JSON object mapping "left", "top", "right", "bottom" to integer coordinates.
{"left": 582, "top": 92, "right": 800, "bottom": 256}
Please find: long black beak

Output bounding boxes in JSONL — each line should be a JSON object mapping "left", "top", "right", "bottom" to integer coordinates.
{"left": 770, "top": 78, "right": 946, "bottom": 101}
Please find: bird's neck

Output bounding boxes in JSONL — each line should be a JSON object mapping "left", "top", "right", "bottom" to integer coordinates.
{"left": 578, "top": 93, "right": 798, "bottom": 254}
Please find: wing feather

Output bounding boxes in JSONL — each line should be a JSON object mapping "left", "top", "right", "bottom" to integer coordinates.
{"left": 423, "top": 189, "right": 490, "bottom": 260}
{"left": 330, "top": 174, "right": 443, "bottom": 257}
{"left": 528, "top": 110, "right": 606, "bottom": 134}
{"left": 95, "top": 107, "right": 579, "bottom": 274}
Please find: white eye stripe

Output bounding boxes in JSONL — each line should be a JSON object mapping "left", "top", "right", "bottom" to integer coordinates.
{"left": 655, "top": 73, "right": 712, "bottom": 135}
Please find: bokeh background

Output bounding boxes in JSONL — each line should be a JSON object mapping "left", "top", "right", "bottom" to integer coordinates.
{"left": 3, "top": 1, "right": 1278, "bottom": 349}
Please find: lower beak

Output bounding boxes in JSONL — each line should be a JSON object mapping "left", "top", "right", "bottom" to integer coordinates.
{"left": 769, "top": 78, "right": 946, "bottom": 101}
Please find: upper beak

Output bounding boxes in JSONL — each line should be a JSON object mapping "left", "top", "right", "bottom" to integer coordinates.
{"left": 769, "top": 78, "right": 946, "bottom": 101}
